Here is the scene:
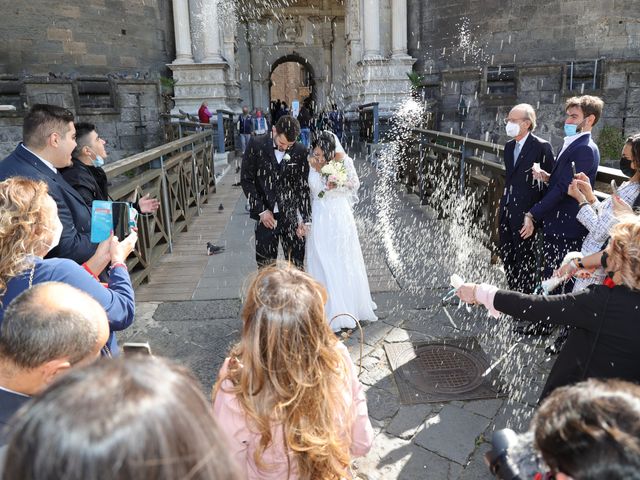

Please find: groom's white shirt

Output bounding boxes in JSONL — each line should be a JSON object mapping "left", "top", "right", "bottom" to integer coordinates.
{"left": 272, "top": 143, "right": 285, "bottom": 213}
{"left": 259, "top": 143, "right": 286, "bottom": 217}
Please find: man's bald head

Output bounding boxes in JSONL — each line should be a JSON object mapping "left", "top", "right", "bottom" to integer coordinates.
{"left": 0, "top": 282, "right": 109, "bottom": 369}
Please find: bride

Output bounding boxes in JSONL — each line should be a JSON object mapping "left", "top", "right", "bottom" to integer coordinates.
{"left": 304, "top": 131, "right": 377, "bottom": 332}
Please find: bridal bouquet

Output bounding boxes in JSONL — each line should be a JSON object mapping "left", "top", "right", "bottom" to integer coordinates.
{"left": 318, "top": 160, "right": 349, "bottom": 198}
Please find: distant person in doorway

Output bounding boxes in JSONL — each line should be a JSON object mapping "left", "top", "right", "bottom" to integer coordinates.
{"left": 253, "top": 109, "right": 269, "bottom": 136}
{"left": 297, "top": 100, "right": 312, "bottom": 148}
{"left": 237, "top": 106, "right": 254, "bottom": 155}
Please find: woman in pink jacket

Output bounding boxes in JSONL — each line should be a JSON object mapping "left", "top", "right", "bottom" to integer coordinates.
{"left": 212, "top": 263, "right": 374, "bottom": 479}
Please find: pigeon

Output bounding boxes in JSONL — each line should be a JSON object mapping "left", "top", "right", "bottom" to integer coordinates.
{"left": 218, "top": 203, "right": 224, "bottom": 211}
{"left": 207, "top": 242, "right": 225, "bottom": 255}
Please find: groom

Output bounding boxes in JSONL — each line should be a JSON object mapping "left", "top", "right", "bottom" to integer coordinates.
{"left": 241, "top": 115, "right": 311, "bottom": 268}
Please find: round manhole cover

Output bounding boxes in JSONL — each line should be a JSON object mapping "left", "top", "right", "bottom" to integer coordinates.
{"left": 395, "top": 344, "right": 488, "bottom": 395}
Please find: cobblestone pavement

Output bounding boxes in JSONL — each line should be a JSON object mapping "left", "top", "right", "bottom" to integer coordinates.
{"left": 122, "top": 156, "right": 554, "bottom": 479}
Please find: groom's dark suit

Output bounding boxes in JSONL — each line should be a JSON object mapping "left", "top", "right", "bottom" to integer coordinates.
{"left": 241, "top": 133, "right": 311, "bottom": 268}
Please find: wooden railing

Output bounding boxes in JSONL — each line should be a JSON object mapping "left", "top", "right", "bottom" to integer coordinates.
{"left": 161, "top": 111, "right": 236, "bottom": 155}
{"left": 402, "top": 128, "right": 628, "bottom": 256}
{"left": 103, "top": 131, "right": 216, "bottom": 286}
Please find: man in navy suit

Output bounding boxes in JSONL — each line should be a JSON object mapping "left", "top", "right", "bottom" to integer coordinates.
{"left": 0, "top": 104, "right": 95, "bottom": 264}
{"left": 499, "top": 104, "right": 555, "bottom": 294}
{"left": 529, "top": 95, "right": 604, "bottom": 282}
{"left": 0, "top": 283, "right": 109, "bottom": 445}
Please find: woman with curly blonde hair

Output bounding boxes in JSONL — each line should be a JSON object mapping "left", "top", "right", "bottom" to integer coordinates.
{"left": 0, "top": 177, "right": 136, "bottom": 355}
{"left": 212, "top": 263, "right": 373, "bottom": 479}
{"left": 456, "top": 215, "right": 640, "bottom": 401}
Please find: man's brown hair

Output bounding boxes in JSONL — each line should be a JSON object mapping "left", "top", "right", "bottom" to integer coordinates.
{"left": 565, "top": 95, "right": 604, "bottom": 126}
{"left": 274, "top": 115, "right": 301, "bottom": 142}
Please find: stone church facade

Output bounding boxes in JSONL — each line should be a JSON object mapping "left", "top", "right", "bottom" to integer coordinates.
{"left": 170, "top": 0, "right": 415, "bottom": 119}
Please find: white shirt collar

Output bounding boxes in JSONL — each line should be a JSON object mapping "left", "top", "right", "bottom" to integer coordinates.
{"left": 516, "top": 132, "right": 529, "bottom": 147}
{"left": 21, "top": 144, "right": 58, "bottom": 173}
{"left": 562, "top": 131, "right": 590, "bottom": 149}
{"left": 0, "top": 384, "right": 30, "bottom": 398}
{"left": 558, "top": 131, "right": 590, "bottom": 158}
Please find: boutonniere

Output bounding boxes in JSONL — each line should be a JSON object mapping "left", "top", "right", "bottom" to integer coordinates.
{"left": 283, "top": 153, "right": 291, "bottom": 162}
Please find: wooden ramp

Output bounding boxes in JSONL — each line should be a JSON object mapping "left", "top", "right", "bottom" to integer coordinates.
{"left": 134, "top": 171, "right": 245, "bottom": 302}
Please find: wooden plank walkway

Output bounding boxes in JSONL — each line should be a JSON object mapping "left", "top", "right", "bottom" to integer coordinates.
{"left": 134, "top": 170, "right": 245, "bottom": 302}
{"left": 134, "top": 158, "right": 399, "bottom": 302}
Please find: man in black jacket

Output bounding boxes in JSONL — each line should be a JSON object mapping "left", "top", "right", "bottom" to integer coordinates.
{"left": 241, "top": 115, "right": 311, "bottom": 268}
{"left": 60, "top": 123, "right": 159, "bottom": 214}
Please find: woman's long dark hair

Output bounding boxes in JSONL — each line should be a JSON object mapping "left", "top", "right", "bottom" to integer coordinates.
{"left": 311, "top": 131, "right": 336, "bottom": 161}
{"left": 3, "top": 356, "right": 241, "bottom": 480}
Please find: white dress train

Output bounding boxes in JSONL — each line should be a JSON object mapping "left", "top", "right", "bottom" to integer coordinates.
{"left": 305, "top": 156, "right": 378, "bottom": 331}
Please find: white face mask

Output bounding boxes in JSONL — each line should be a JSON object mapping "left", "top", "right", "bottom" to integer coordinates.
{"left": 47, "top": 221, "right": 63, "bottom": 253}
{"left": 505, "top": 122, "right": 521, "bottom": 138}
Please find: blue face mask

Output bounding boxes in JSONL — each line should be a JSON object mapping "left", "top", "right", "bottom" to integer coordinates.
{"left": 564, "top": 123, "right": 578, "bottom": 137}
{"left": 92, "top": 155, "right": 105, "bottom": 168}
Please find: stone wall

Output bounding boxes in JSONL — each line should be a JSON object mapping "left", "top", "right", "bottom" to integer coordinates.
{"left": 0, "top": 0, "right": 175, "bottom": 159}
{"left": 407, "top": 0, "right": 640, "bottom": 162}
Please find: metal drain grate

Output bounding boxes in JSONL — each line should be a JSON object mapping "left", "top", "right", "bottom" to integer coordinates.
{"left": 385, "top": 338, "right": 506, "bottom": 404}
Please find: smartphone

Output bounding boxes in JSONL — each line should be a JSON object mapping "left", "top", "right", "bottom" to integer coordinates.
{"left": 571, "top": 161, "right": 577, "bottom": 177}
{"left": 122, "top": 342, "right": 152, "bottom": 356}
{"left": 611, "top": 179, "right": 619, "bottom": 196}
{"left": 111, "top": 202, "right": 131, "bottom": 239}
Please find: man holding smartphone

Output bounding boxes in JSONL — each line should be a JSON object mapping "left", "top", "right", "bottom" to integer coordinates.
{"left": 530, "top": 95, "right": 603, "bottom": 289}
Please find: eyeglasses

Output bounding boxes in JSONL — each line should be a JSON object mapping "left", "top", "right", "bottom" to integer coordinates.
{"left": 503, "top": 117, "right": 528, "bottom": 125}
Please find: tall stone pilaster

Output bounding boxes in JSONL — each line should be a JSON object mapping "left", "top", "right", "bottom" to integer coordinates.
{"left": 171, "top": 0, "right": 194, "bottom": 64}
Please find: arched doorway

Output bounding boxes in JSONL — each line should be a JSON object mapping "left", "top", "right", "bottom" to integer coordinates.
{"left": 269, "top": 54, "right": 315, "bottom": 119}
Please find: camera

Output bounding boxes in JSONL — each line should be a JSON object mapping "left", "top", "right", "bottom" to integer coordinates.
{"left": 485, "top": 429, "right": 551, "bottom": 480}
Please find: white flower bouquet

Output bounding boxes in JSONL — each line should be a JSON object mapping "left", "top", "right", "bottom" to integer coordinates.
{"left": 319, "top": 160, "right": 349, "bottom": 198}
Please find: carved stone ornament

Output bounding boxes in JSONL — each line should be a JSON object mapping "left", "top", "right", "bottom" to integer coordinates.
{"left": 277, "top": 16, "right": 303, "bottom": 43}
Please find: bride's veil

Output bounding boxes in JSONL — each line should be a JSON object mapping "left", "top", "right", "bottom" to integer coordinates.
{"left": 324, "top": 131, "right": 358, "bottom": 206}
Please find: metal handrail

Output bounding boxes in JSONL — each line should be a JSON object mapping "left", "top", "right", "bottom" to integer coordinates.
{"left": 103, "top": 131, "right": 216, "bottom": 286}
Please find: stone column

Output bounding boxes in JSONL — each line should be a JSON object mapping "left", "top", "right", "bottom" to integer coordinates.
{"left": 362, "top": 0, "right": 381, "bottom": 60}
{"left": 172, "top": 0, "right": 194, "bottom": 63}
{"left": 202, "top": 0, "right": 224, "bottom": 63}
{"left": 391, "top": 0, "right": 409, "bottom": 57}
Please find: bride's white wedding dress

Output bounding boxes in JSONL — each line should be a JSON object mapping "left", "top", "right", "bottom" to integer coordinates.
{"left": 305, "top": 154, "right": 378, "bottom": 331}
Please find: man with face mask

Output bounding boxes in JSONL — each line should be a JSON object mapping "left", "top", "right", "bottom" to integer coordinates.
{"left": 60, "top": 123, "right": 159, "bottom": 214}
{"left": 499, "top": 104, "right": 555, "bottom": 295}
{"left": 529, "top": 96, "right": 603, "bottom": 290}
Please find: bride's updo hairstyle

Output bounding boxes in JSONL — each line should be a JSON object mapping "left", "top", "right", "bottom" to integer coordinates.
{"left": 217, "top": 262, "right": 353, "bottom": 479}
{"left": 311, "top": 131, "right": 336, "bottom": 161}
